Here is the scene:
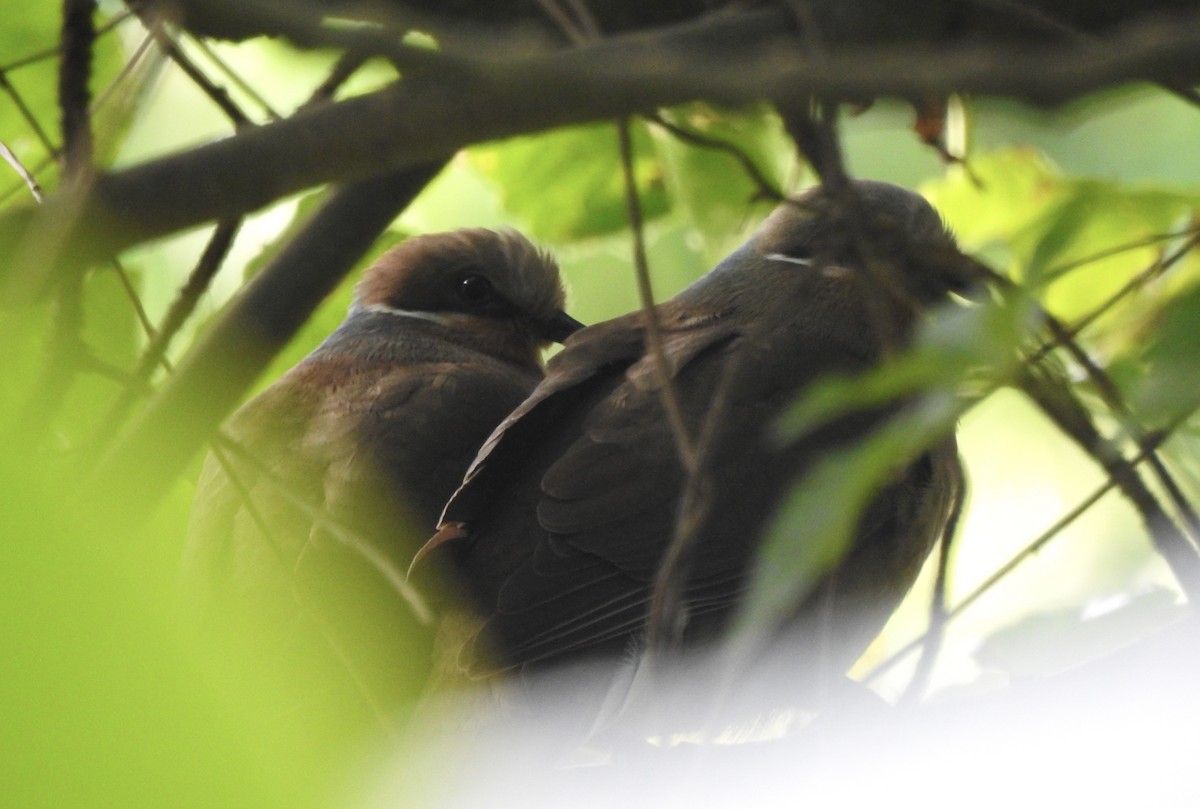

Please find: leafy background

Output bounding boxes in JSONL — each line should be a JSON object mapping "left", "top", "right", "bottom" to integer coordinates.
{"left": 2, "top": 3, "right": 1199, "bottom": 806}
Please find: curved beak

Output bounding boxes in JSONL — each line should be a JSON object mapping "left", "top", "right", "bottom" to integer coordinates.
{"left": 539, "top": 310, "right": 586, "bottom": 344}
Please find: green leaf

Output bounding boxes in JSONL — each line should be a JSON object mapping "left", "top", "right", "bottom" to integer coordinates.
{"left": 649, "top": 103, "right": 790, "bottom": 263}
{"left": 555, "top": 221, "right": 707, "bottom": 325}
{"left": 1134, "top": 280, "right": 1200, "bottom": 424}
{"left": 921, "top": 147, "right": 1066, "bottom": 251}
{"left": 1035, "top": 183, "right": 1198, "bottom": 323}
{"left": 470, "top": 121, "right": 668, "bottom": 242}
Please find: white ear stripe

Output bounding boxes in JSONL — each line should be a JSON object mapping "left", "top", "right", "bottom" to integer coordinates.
{"left": 765, "top": 253, "right": 814, "bottom": 267}
{"left": 355, "top": 302, "right": 453, "bottom": 324}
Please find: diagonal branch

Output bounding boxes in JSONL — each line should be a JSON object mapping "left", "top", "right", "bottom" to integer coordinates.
{"left": 1015, "top": 363, "right": 1200, "bottom": 601}
{"left": 7, "top": 6, "right": 1200, "bottom": 285}
{"left": 84, "top": 159, "right": 447, "bottom": 532}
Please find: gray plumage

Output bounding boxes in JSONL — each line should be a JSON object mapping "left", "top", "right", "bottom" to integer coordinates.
{"left": 417, "top": 181, "right": 970, "bottom": 679}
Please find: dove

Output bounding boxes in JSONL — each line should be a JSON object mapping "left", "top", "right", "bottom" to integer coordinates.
{"left": 415, "top": 181, "right": 969, "bottom": 686}
{"left": 183, "top": 227, "right": 581, "bottom": 742}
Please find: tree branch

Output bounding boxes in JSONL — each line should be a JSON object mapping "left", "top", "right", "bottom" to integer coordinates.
{"left": 84, "top": 159, "right": 447, "bottom": 530}
{"left": 5, "top": 6, "right": 1200, "bottom": 287}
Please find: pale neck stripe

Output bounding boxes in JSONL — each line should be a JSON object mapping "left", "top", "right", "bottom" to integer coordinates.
{"left": 765, "top": 252, "right": 813, "bottom": 267}
{"left": 356, "top": 302, "right": 453, "bottom": 325}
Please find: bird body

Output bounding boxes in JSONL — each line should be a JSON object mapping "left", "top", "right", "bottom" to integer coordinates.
{"left": 418, "top": 182, "right": 969, "bottom": 680}
{"left": 183, "top": 227, "right": 579, "bottom": 739}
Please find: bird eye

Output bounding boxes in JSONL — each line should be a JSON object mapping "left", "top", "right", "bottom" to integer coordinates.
{"left": 458, "top": 273, "right": 496, "bottom": 307}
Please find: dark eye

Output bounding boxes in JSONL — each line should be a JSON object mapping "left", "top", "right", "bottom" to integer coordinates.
{"left": 458, "top": 273, "right": 496, "bottom": 307}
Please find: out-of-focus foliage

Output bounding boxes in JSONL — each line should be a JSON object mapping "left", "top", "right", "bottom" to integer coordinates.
{"left": 1, "top": 5, "right": 1199, "bottom": 807}
{"left": 0, "top": 5, "right": 125, "bottom": 196}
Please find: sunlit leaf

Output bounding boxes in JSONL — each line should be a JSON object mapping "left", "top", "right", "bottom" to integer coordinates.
{"left": 921, "top": 147, "right": 1065, "bottom": 251}
{"left": 470, "top": 121, "right": 668, "bottom": 242}
{"left": 1034, "top": 183, "right": 1198, "bottom": 323}
{"left": 650, "top": 103, "right": 790, "bottom": 262}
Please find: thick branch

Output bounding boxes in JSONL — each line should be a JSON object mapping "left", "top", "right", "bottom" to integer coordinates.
{"left": 4, "top": 6, "right": 1200, "bottom": 285}
{"left": 85, "top": 160, "right": 447, "bottom": 530}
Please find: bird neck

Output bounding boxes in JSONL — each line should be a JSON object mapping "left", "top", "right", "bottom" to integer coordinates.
{"left": 322, "top": 309, "right": 544, "bottom": 372}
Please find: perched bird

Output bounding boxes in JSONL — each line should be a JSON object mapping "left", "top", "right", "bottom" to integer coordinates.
{"left": 415, "top": 181, "right": 971, "bottom": 686}
{"left": 183, "top": 228, "right": 581, "bottom": 742}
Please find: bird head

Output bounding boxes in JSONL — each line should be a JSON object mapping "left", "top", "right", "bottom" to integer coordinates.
{"left": 755, "top": 180, "right": 982, "bottom": 307}
{"left": 351, "top": 228, "right": 582, "bottom": 367}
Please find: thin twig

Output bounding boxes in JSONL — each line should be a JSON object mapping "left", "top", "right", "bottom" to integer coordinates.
{"left": 563, "top": 0, "right": 603, "bottom": 39}
{"left": 0, "top": 139, "right": 43, "bottom": 202}
{"left": 1038, "top": 226, "right": 1200, "bottom": 287}
{"left": 89, "top": 28, "right": 157, "bottom": 114}
{"left": 616, "top": 117, "right": 697, "bottom": 471}
{"left": 644, "top": 112, "right": 785, "bottom": 203}
{"left": 1017, "top": 361, "right": 1200, "bottom": 601}
{"left": 211, "top": 434, "right": 432, "bottom": 623}
{"left": 900, "top": 460, "right": 967, "bottom": 704}
{"left": 990, "top": 237, "right": 1200, "bottom": 551}
{"left": 134, "top": 11, "right": 254, "bottom": 128}
{"left": 207, "top": 440, "right": 404, "bottom": 738}
{"left": 184, "top": 35, "right": 282, "bottom": 121}
{"left": 644, "top": 355, "right": 739, "bottom": 657}
{"left": 0, "top": 17, "right": 155, "bottom": 209}
{"left": 534, "top": 0, "right": 589, "bottom": 44}
{"left": 0, "top": 71, "right": 58, "bottom": 162}
{"left": 301, "top": 50, "right": 370, "bottom": 111}
{"left": 1028, "top": 232, "right": 1200, "bottom": 363}
{"left": 94, "top": 218, "right": 243, "bottom": 449}
{"left": 1041, "top": 303, "right": 1200, "bottom": 548}
{"left": 110, "top": 258, "right": 160, "bottom": 343}
{"left": 0, "top": 10, "right": 131, "bottom": 72}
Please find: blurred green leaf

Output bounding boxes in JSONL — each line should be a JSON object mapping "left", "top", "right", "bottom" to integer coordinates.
{"left": 0, "top": 452, "right": 328, "bottom": 808}
{"left": 0, "top": 7, "right": 128, "bottom": 200}
{"left": 50, "top": 267, "right": 140, "bottom": 447}
{"left": 470, "top": 121, "right": 668, "bottom": 242}
{"left": 774, "top": 297, "right": 1033, "bottom": 444}
{"left": 732, "top": 295, "right": 1036, "bottom": 651}
{"left": 1134, "top": 281, "right": 1200, "bottom": 424}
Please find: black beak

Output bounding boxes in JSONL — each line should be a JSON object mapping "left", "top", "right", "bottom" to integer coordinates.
{"left": 540, "top": 310, "right": 586, "bottom": 344}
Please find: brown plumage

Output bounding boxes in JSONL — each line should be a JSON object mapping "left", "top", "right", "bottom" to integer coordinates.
{"left": 183, "top": 228, "right": 580, "bottom": 739}
{"left": 415, "top": 181, "right": 970, "bottom": 682}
